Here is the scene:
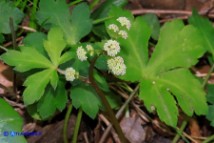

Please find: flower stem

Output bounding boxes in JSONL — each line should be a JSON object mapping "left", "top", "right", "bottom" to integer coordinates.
{"left": 72, "top": 108, "right": 83, "bottom": 143}
{"left": 89, "top": 56, "right": 129, "bottom": 143}
{"left": 63, "top": 103, "right": 73, "bottom": 143}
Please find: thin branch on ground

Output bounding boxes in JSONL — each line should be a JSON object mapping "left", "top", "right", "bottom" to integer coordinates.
{"left": 132, "top": 9, "right": 214, "bottom": 18}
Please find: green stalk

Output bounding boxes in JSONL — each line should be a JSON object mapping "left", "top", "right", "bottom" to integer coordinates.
{"left": 72, "top": 108, "right": 83, "bottom": 143}
{"left": 203, "top": 134, "right": 214, "bottom": 143}
{"left": 9, "top": 18, "right": 17, "bottom": 93}
{"left": 202, "top": 63, "right": 214, "bottom": 88}
{"left": 172, "top": 121, "right": 189, "bottom": 143}
{"left": 68, "top": 0, "right": 83, "bottom": 6}
{"left": 93, "top": 16, "right": 113, "bottom": 25}
{"left": 89, "top": 56, "right": 129, "bottom": 143}
{"left": 63, "top": 103, "right": 73, "bottom": 143}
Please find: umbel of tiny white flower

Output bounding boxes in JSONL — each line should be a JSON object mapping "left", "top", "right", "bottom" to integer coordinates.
{"left": 107, "top": 56, "right": 126, "bottom": 76}
{"left": 65, "top": 67, "right": 79, "bottom": 81}
{"left": 117, "top": 17, "right": 131, "bottom": 30}
{"left": 108, "top": 24, "right": 119, "bottom": 32}
{"left": 77, "top": 46, "right": 87, "bottom": 61}
{"left": 118, "top": 30, "right": 128, "bottom": 39}
{"left": 104, "top": 40, "right": 120, "bottom": 57}
{"left": 86, "top": 44, "right": 94, "bottom": 56}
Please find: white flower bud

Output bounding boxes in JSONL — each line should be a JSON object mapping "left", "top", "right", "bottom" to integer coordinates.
{"left": 65, "top": 67, "right": 79, "bottom": 81}
{"left": 117, "top": 17, "right": 131, "bottom": 30}
{"left": 108, "top": 24, "right": 119, "bottom": 32}
{"left": 104, "top": 40, "right": 120, "bottom": 57}
{"left": 77, "top": 46, "right": 87, "bottom": 61}
{"left": 118, "top": 30, "right": 128, "bottom": 39}
{"left": 107, "top": 56, "right": 126, "bottom": 76}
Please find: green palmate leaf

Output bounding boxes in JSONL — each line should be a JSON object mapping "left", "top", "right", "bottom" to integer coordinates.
{"left": 140, "top": 80, "right": 178, "bottom": 127}
{"left": 23, "top": 32, "right": 47, "bottom": 55}
{"left": 145, "top": 20, "right": 205, "bottom": 75}
{"left": 1, "top": 46, "right": 52, "bottom": 72}
{"left": 23, "top": 69, "right": 55, "bottom": 105}
{"left": 27, "top": 82, "right": 67, "bottom": 120}
{"left": 189, "top": 10, "right": 214, "bottom": 60}
{"left": 69, "top": 3, "right": 92, "bottom": 44}
{"left": 53, "top": 81, "right": 67, "bottom": 111}
{"left": 0, "top": 1, "right": 24, "bottom": 34}
{"left": 71, "top": 84, "right": 101, "bottom": 119}
{"left": 119, "top": 17, "right": 151, "bottom": 81}
{"left": 0, "top": 98, "right": 27, "bottom": 143}
{"left": 36, "top": 0, "right": 70, "bottom": 26}
{"left": 37, "top": 1, "right": 92, "bottom": 45}
{"left": 44, "top": 27, "right": 66, "bottom": 66}
{"left": 37, "top": 86, "right": 56, "bottom": 119}
{"left": 116, "top": 17, "right": 207, "bottom": 127}
{"left": 142, "top": 13, "right": 160, "bottom": 40}
{"left": 159, "top": 69, "right": 207, "bottom": 115}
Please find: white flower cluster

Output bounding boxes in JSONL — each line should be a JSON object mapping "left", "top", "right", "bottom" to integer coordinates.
{"left": 107, "top": 16, "right": 131, "bottom": 39}
{"left": 117, "top": 17, "right": 131, "bottom": 30}
{"left": 77, "top": 45, "right": 94, "bottom": 61}
{"left": 103, "top": 39, "right": 126, "bottom": 76}
{"left": 108, "top": 24, "right": 119, "bottom": 32}
{"left": 107, "top": 56, "right": 126, "bottom": 76}
{"left": 104, "top": 40, "right": 120, "bottom": 57}
{"left": 77, "top": 46, "right": 87, "bottom": 61}
{"left": 118, "top": 30, "right": 128, "bottom": 39}
{"left": 65, "top": 67, "right": 79, "bottom": 81}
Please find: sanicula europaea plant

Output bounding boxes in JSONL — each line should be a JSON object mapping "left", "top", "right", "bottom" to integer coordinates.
{"left": 1, "top": 0, "right": 214, "bottom": 143}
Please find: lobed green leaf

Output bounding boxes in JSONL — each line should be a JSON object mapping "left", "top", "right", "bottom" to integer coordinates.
{"left": 146, "top": 20, "right": 206, "bottom": 75}
{"left": 119, "top": 17, "right": 151, "bottom": 81}
{"left": 0, "top": 1, "right": 24, "bottom": 34}
{"left": 44, "top": 27, "right": 66, "bottom": 66}
{"left": 71, "top": 84, "right": 101, "bottom": 119}
{"left": 23, "top": 69, "right": 55, "bottom": 105}
{"left": 37, "top": 1, "right": 92, "bottom": 45}
{"left": 189, "top": 10, "right": 214, "bottom": 60}
{"left": 1, "top": 46, "right": 52, "bottom": 72}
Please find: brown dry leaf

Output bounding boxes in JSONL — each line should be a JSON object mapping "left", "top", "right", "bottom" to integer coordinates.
{"left": 189, "top": 118, "right": 202, "bottom": 143}
{"left": 120, "top": 117, "right": 146, "bottom": 143}
{"left": 0, "top": 61, "right": 13, "bottom": 94}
